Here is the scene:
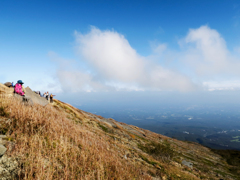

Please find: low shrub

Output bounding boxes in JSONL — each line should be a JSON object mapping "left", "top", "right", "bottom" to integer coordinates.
{"left": 98, "top": 123, "right": 109, "bottom": 132}
{"left": 0, "top": 106, "right": 9, "bottom": 117}
{"left": 138, "top": 140, "right": 175, "bottom": 162}
{"left": 98, "top": 123, "right": 114, "bottom": 134}
{"left": 139, "top": 154, "right": 158, "bottom": 165}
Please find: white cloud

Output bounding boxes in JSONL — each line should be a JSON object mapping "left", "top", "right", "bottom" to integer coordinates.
{"left": 234, "top": 46, "right": 240, "bottom": 54}
{"left": 203, "top": 80, "right": 240, "bottom": 91}
{"left": 49, "top": 51, "right": 111, "bottom": 92}
{"left": 52, "top": 25, "right": 240, "bottom": 93}
{"left": 151, "top": 42, "right": 167, "bottom": 55}
{"left": 29, "top": 77, "right": 62, "bottom": 93}
{"left": 65, "top": 27, "right": 196, "bottom": 92}
{"left": 75, "top": 27, "right": 145, "bottom": 82}
{"left": 182, "top": 25, "right": 240, "bottom": 76}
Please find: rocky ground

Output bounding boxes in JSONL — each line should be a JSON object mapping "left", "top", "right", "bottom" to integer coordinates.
{"left": 0, "top": 119, "right": 19, "bottom": 180}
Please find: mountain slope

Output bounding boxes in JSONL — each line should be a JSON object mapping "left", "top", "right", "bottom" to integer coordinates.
{"left": 0, "top": 86, "right": 239, "bottom": 179}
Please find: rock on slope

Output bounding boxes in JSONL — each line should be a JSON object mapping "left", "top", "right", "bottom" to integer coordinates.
{"left": 24, "top": 87, "right": 48, "bottom": 106}
{"left": 0, "top": 84, "right": 240, "bottom": 179}
{"left": 0, "top": 84, "right": 14, "bottom": 97}
{"left": 0, "top": 83, "right": 48, "bottom": 106}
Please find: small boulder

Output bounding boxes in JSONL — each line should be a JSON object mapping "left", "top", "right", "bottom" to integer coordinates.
{"left": 0, "top": 83, "right": 14, "bottom": 96}
{"left": 4, "top": 82, "right": 12, "bottom": 88}
{"left": 0, "top": 144, "right": 7, "bottom": 156}
{"left": 182, "top": 160, "right": 193, "bottom": 168}
{"left": 112, "top": 124, "right": 117, "bottom": 128}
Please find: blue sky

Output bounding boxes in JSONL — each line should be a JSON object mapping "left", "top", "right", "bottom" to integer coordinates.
{"left": 1, "top": 0, "right": 240, "bottom": 106}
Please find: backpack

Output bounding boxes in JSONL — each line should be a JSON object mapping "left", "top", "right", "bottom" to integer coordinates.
{"left": 14, "top": 83, "right": 25, "bottom": 96}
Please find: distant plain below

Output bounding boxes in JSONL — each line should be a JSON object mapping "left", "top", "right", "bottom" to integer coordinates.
{"left": 80, "top": 104, "right": 240, "bottom": 150}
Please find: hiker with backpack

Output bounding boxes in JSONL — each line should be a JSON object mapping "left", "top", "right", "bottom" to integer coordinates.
{"left": 14, "top": 80, "right": 26, "bottom": 96}
{"left": 50, "top": 94, "right": 56, "bottom": 103}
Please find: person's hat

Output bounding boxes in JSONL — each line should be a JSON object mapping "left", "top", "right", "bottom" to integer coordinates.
{"left": 17, "top": 80, "right": 24, "bottom": 84}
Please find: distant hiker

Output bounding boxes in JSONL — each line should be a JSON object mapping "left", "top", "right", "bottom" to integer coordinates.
{"left": 12, "top": 82, "right": 14, "bottom": 87}
{"left": 50, "top": 94, "right": 56, "bottom": 103}
{"left": 45, "top": 92, "right": 49, "bottom": 100}
{"left": 35, "top": 91, "right": 41, "bottom": 96}
{"left": 14, "top": 80, "right": 25, "bottom": 96}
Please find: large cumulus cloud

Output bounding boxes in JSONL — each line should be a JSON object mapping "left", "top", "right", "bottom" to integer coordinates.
{"left": 53, "top": 27, "right": 197, "bottom": 92}
{"left": 181, "top": 25, "right": 240, "bottom": 90}
{"left": 52, "top": 25, "right": 240, "bottom": 93}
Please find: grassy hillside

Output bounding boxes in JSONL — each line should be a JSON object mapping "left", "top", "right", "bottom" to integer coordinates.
{"left": 0, "top": 93, "right": 240, "bottom": 179}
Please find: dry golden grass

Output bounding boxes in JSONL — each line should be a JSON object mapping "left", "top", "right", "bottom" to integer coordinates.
{"left": 112, "top": 121, "right": 124, "bottom": 131}
{"left": 1, "top": 94, "right": 233, "bottom": 180}
{"left": 0, "top": 95, "right": 152, "bottom": 180}
{"left": 129, "top": 134, "right": 135, "bottom": 139}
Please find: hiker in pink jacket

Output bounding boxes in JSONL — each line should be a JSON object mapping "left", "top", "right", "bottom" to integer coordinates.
{"left": 14, "top": 80, "right": 25, "bottom": 96}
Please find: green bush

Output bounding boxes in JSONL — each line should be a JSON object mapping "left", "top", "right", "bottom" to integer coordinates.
{"left": 98, "top": 123, "right": 114, "bottom": 134}
{"left": 0, "top": 106, "right": 9, "bottom": 117}
{"left": 138, "top": 140, "right": 174, "bottom": 162}
{"left": 139, "top": 154, "right": 158, "bottom": 165}
{"left": 98, "top": 123, "right": 108, "bottom": 132}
